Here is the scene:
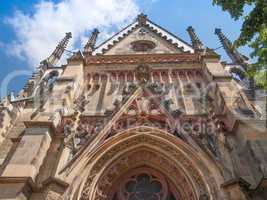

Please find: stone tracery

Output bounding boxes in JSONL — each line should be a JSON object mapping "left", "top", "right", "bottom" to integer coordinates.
{"left": 78, "top": 126, "right": 218, "bottom": 200}
{"left": 111, "top": 168, "right": 173, "bottom": 200}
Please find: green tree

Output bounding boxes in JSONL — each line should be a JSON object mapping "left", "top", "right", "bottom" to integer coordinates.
{"left": 213, "top": 0, "right": 267, "bottom": 90}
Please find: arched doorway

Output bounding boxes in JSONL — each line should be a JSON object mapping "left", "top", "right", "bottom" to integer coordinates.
{"left": 78, "top": 127, "right": 222, "bottom": 200}
{"left": 85, "top": 148, "right": 197, "bottom": 200}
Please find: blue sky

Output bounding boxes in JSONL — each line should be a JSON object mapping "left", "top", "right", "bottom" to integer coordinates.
{"left": 0, "top": 0, "right": 251, "bottom": 98}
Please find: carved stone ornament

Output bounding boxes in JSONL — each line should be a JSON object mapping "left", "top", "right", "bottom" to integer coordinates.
{"left": 79, "top": 127, "right": 216, "bottom": 200}
{"left": 135, "top": 63, "right": 151, "bottom": 84}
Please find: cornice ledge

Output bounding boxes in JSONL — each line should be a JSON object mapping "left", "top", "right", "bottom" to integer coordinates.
{"left": 42, "top": 176, "right": 69, "bottom": 189}
{"left": 0, "top": 176, "right": 34, "bottom": 184}
{"left": 0, "top": 176, "right": 35, "bottom": 196}
{"left": 24, "top": 120, "right": 56, "bottom": 134}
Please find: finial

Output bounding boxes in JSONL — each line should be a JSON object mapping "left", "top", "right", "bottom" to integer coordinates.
{"left": 137, "top": 13, "right": 147, "bottom": 26}
{"left": 84, "top": 29, "right": 100, "bottom": 55}
{"left": 186, "top": 26, "right": 203, "bottom": 51}
{"left": 46, "top": 32, "right": 72, "bottom": 65}
{"left": 214, "top": 28, "right": 222, "bottom": 35}
{"left": 214, "top": 28, "right": 246, "bottom": 64}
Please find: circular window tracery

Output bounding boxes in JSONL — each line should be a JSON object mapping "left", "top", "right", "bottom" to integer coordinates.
{"left": 111, "top": 168, "right": 178, "bottom": 200}
{"left": 131, "top": 40, "right": 156, "bottom": 52}
{"left": 123, "top": 173, "right": 163, "bottom": 200}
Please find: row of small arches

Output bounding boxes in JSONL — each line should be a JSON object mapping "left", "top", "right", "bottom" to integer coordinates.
{"left": 86, "top": 69, "right": 203, "bottom": 83}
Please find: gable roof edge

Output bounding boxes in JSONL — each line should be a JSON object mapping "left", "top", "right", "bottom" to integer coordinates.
{"left": 94, "top": 21, "right": 138, "bottom": 54}
{"left": 146, "top": 19, "right": 194, "bottom": 52}
{"left": 93, "top": 15, "right": 194, "bottom": 55}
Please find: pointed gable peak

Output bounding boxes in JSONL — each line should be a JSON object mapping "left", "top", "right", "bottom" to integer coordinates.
{"left": 93, "top": 14, "right": 194, "bottom": 55}
{"left": 137, "top": 13, "right": 148, "bottom": 26}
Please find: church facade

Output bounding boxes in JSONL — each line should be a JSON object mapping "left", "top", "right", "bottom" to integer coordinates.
{"left": 0, "top": 14, "right": 266, "bottom": 200}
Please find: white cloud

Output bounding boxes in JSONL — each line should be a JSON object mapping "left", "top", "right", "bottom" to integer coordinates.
{"left": 5, "top": 0, "right": 141, "bottom": 68}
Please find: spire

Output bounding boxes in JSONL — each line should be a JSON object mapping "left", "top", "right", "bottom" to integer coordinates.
{"left": 215, "top": 28, "right": 255, "bottom": 98}
{"left": 186, "top": 26, "right": 203, "bottom": 51}
{"left": 47, "top": 32, "right": 72, "bottom": 65}
{"left": 84, "top": 29, "right": 99, "bottom": 55}
{"left": 214, "top": 28, "right": 247, "bottom": 65}
{"left": 137, "top": 13, "right": 147, "bottom": 26}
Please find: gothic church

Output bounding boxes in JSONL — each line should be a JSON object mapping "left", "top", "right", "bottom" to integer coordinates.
{"left": 0, "top": 14, "right": 266, "bottom": 200}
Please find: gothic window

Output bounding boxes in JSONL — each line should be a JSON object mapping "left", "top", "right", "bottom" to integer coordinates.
{"left": 111, "top": 169, "right": 179, "bottom": 200}
{"left": 123, "top": 173, "right": 162, "bottom": 200}
{"left": 131, "top": 40, "right": 156, "bottom": 52}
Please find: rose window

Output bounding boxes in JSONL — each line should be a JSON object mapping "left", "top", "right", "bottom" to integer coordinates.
{"left": 111, "top": 169, "right": 179, "bottom": 200}
{"left": 123, "top": 173, "right": 163, "bottom": 200}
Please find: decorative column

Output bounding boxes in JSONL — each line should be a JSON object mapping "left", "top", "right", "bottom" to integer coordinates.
{"left": 168, "top": 70, "right": 179, "bottom": 111}
{"left": 177, "top": 71, "right": 187, "bottom": 114}
{"left": 184, "top": 71, "right": 196, "bottom": 115}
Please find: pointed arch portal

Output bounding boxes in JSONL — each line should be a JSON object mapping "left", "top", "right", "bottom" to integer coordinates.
{"left": 76, "top": 126, "right": 221, "bottom": 200}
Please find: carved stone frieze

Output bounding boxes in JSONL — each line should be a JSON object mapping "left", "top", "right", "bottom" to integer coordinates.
{"left": 85, "top": 53, "right": 199, "bottom": 65}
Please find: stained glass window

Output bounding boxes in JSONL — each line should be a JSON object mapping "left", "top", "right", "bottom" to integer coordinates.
{"left": 123, "top": 173, "right": 163, "bottom": 200}
{"left": 111, "top": 170, "right": 178, "bottom": 200}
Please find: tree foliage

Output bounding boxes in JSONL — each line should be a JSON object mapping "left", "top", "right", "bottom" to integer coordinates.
{"left": 213, "top": 0, "right": 267, "bottom": 90}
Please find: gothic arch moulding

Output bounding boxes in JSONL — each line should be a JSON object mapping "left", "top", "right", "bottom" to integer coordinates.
{"left": 76, "top": 126, "right": 224, "bottom": 200}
